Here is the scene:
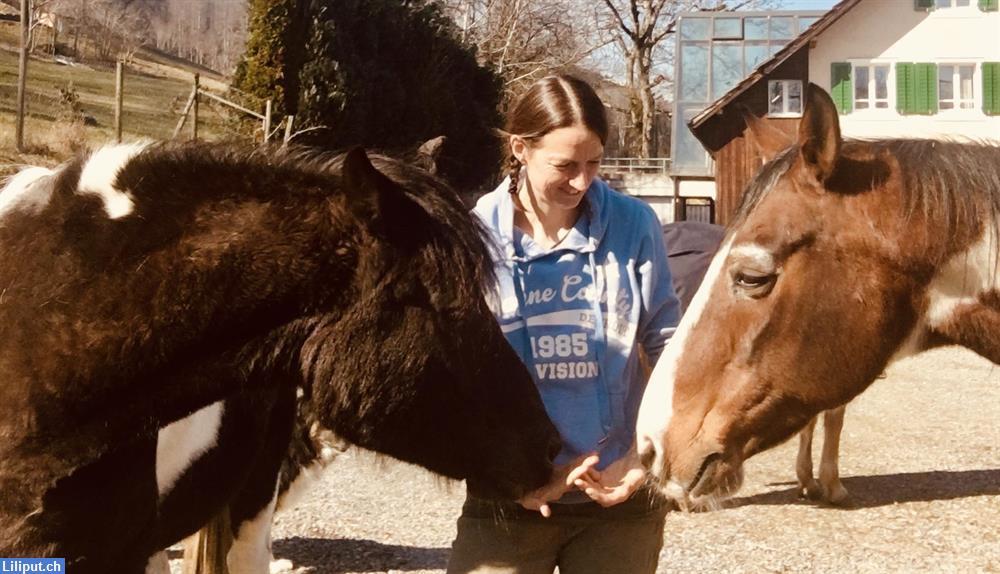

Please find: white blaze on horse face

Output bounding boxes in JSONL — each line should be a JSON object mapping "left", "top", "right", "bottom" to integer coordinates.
{"left": 0, "top": 166, "right": 55, "bottom": 219}
{"left": 77, "top": 143, "right": 149, "bottom": 219}
{"left": 925, "top": 227, "right": 1000, "bottom": 330}
{"left": 155, "top": 400, "right": 224, "bottom": 497}
{"left": 637, "top": 235, "right": 735, "bottom": 475}
{"left": 728, "top": 243, "right": 777, "bottom": 274}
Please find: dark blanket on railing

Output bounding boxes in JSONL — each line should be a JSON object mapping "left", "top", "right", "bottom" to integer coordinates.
{"left": 663, "top": 221, "right": 726, "bottom": 314}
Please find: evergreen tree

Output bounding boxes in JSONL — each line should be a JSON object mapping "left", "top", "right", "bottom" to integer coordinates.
{"left": 296, "top": 0, "right": 503, "bottom": 191}
{"left": 231, "top": 0, "right": 308, "bottom": 117}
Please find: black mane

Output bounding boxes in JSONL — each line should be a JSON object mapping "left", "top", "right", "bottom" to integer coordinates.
{"left": 95, "top": 142, "right": 496, "bottom": 305}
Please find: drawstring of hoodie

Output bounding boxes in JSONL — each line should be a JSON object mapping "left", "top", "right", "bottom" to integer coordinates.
{"left": 588, "top": 251, "right": 613, "bottom": 444}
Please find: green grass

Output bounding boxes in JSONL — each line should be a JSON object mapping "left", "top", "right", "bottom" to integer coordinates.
{"left": 0, "top": 21, "right": 262, "bottom": 173}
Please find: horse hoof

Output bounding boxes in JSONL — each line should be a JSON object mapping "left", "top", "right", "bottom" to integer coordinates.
{"left": 798, "top": 480, "right": 823, "bottom": 500}
{"left": 823, "top": 484, "right": 850, "bottom": 506}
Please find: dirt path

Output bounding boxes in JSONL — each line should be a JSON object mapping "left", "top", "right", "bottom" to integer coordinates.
{"left": 173, "top": 346, "right": 999, "bottom": 573}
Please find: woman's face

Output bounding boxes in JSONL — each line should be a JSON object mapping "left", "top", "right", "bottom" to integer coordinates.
{"left": 512, "top": 125, "right": 604, "bottom": 216}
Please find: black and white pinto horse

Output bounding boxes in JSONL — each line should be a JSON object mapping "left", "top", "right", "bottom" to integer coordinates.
{"left": 0, "top": 143, "right": 561, "bottom": 573}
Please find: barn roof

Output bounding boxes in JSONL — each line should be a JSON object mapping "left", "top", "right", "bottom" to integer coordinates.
{"left": 688, "top": 0, "right": 862, "bottom": 131}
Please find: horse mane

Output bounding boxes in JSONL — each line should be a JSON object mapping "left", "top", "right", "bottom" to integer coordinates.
{"left": 330, "top": 149, "right": 498, "bottom": 307}
{"left": 732, "top": 139, "right": 1000, "bottom": 246}
{"left": 115, "top": 142, "right": 497, "bottom": 303}
{"left": 879, "top": 139, "right": 1000, "bottom": 243}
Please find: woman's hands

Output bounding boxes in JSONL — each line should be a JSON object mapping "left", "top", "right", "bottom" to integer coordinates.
{"left": 573, "top": 446, "right": 646, "bottom": 507}
{"left": 517, "top": 447, "right": 647, "bottom": 516}
{"left": 517, "top": 454, "right": 599, "bottom": 517}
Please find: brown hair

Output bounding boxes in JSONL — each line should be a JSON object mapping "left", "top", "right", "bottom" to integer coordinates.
{"left": 503, "top": 75, "right": 609, "bottom": 195}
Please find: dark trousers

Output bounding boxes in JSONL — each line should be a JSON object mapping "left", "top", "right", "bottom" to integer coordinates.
{"left": 447, "top": 488, "right": 669, "bottom": 574}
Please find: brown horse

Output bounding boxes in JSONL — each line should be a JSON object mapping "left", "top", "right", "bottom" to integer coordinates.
{"left": 636, "top": 84, "right": 1000, "bottom": 509}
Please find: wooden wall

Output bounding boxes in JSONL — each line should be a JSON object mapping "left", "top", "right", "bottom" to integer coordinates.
{"left": 692, "top": 48, "right": 809, "bottom": 227}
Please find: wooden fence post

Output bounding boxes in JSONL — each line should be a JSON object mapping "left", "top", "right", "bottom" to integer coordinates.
{"left": 181, "top": 510, "right": 233, "bottom": 574}
{"left": 283, "top": 115, "right": 294, "bottom": 147}
{"left": 191, "top": 73, "right": 200, "bottom": 140}
{"left": 263, "top": 99, "right": 272, "bottom": 143}
{"left": 173, "top": 84, "right": 197, "bottom": 140}
{"left": 15, "top": 0, "right": 30, "bottom": 152}
{"left": 114, "top": 59, "right": 124, "bottom": 143}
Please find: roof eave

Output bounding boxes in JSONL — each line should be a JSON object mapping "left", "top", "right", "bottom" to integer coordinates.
{"left": 687, "top": 0, "right": 863, "bottom": 132}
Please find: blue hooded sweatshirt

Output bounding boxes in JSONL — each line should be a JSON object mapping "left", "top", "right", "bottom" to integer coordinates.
{"left": 474, "top": 177, "right": 681, "bottom": 481}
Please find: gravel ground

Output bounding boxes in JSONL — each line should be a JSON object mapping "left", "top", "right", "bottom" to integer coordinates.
{"left": 172, "top": 346, "right": 1000, "bottom": 573}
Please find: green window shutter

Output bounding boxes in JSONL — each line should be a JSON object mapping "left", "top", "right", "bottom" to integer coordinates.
{"left": 831, "top": 63, "right": 852, "bottom": 114}
{"left": 980, "top": 0, "right": 999, "bottom": 12}
{"left": 913, "top": 63, "right": 937, "bottom": 115}
{"left": 897, "top": 63, "right": 914, "bottom": 114}
{"left": 915, "top": 0, "right": 934, "bottom": 8}
{"left": 984, "top": 62, "right": 1000, "bottom": 115}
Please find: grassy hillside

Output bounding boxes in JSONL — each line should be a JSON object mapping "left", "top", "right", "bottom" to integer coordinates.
{"left": 0, "top": 21, "right": 261, "bottom": 175}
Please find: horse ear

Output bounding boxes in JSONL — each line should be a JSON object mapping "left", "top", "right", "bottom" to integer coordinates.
{"left": 415, "top": 135, "right": 447, "bottom": 175}
{"left": 341, "top": 147, "right": 415, "bottom": 232}
{"left": 741, "top": 106, "right": 793, "bottom": 164}
{"left": 797, "top": 83, "right": 841, "bottom": 183}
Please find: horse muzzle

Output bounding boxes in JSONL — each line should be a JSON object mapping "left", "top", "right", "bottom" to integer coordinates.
{"left": 641, "top": 444, "right": 745, "bottom": 511}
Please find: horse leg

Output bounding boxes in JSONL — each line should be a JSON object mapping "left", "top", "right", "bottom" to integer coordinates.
{"left": 227, "top": 486, "right": 292, "bottom": 574}
{"left": 226, "top": 385, "right": 298, "bottom": 574}
{"left": 795, "top": 416, "right": 823, "bottom": 500}
{"left": 818, "top": 405, "right": 849, "bottom": 505}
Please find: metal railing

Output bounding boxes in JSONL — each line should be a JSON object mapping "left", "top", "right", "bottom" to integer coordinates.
{"left": 601, "top": 157, "right": 672, "bottom": 173}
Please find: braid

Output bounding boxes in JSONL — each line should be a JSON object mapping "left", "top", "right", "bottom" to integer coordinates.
{"left": 507, "top": 155, "right": 521, "bottom": 195}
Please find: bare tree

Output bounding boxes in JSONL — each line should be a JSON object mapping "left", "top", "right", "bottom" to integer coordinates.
{"left": 22, "top": 0, "right": 55, "bottom": 54}
{"left": 600, "top": 0, "right": 696, "bottom": 158}
{"left": 599, "top": 0, "right": 771, "bottom": 157}
{"left": 41, "top": 0, "right": 246, "bottom": 72}
{"left": 440, "top": 0, "right": 606, "bottom": 99}
{"left": 150, "top": 0, "right": 247, "bottom": 73}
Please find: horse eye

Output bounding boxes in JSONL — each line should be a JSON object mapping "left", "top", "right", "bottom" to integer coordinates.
{"left": 732, "top": 270, "right": 777, "bottom": 297}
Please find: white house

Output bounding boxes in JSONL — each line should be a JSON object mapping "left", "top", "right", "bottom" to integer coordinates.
{"left": 811, "top": 0, "right": 1000, "bottom": 140}
{"left": 672, "top": 0, "right": 1000, "bottom": 225}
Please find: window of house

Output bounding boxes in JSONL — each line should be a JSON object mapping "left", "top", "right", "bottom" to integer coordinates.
{"left": 770, "top": 17, "right": 794, "bottom": 40}
{"left": 745, "top": 43, "right": 770, "bottom": 71}
{"left": 680, "top": 17, "right": 710, "bottom": 41}
{"left": 767, "top": 80, "right": 803, "bottom": 117}
{"left": 935, "top": 0, "right": 970, "bottom": 7}
{"left": 714, "top": 17, "right": 742, "bottom": 39}
{"left": 938, "top": 64, "right": 975, "bottom": 109}
{"left": 712, "top": 43, "right": 743, "bottom": 100}
{"left": 853, "top": 63, "right": 891, "bottom": 109}
{"left": 679, "top": 43, "right": 710, "bottom": 102}
{"left": 799, "top": 16, "right": 820, "bottom": 29}
{"left": 744, "top": 17, "right": 769, "bottom": 40}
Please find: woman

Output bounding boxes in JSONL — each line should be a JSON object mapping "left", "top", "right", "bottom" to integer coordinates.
{"left": 448, "top": 75, "right": 681, "bottom": 574}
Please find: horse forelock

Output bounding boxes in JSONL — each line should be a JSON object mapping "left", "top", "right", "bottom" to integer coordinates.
{"left": 730, "top": 145, "right": 798, "bottom": 231}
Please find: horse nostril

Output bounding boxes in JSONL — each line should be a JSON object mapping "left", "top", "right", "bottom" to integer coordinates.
{"left": 638, "top": 436, "right": 656, "bottom": 470}
{"left": 639, "top": 445, "right": 655, "bottom": 471}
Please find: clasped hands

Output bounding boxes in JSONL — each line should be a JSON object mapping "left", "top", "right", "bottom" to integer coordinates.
{"left": 517, "top": 447, "right": 647, "bottom": 517}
